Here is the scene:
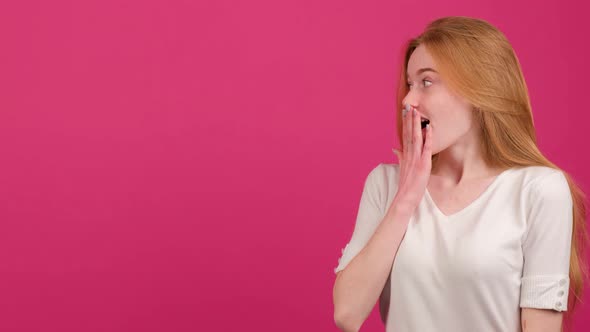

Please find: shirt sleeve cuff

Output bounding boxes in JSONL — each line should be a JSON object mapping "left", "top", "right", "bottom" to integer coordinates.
{"left": 520, "top": 275, "right": 569, "bottom": 312}
{"left": 334, "top": 243, "right": 354, "bottom": 274}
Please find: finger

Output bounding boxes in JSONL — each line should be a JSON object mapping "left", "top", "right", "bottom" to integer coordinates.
{"left": 421, "top": 123, "right": 433, "bottom": 165}
{"left": 412, "top": 108, "right": 422, "bottom": 157}
{"left": 403, "top": 106, "right": 412, "bottom": 154}
{"left": 392, "top": 148, "right": 403, "bottom": 171}
{"left": 392, "top": 148, "right": 401, "bottom": 161}
{"left": 401, "top": 107, "right": 408, "bottom": 152}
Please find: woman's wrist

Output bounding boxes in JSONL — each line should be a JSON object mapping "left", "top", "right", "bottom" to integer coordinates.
{"left": 386, "top": 196, "right": 416, "bottom": 222}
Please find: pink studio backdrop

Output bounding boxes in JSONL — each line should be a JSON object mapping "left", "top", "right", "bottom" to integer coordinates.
{"left": 0, "top": 0, "right": 588, "bottom": 331}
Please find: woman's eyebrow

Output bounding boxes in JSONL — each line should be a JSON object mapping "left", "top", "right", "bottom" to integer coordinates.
{"left": 406, "top": 67, "right": 438, "bottom": 78}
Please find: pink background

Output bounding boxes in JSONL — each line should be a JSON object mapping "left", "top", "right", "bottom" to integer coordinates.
{"left": 1, "top": 0, "right": 588, "bottom": 331}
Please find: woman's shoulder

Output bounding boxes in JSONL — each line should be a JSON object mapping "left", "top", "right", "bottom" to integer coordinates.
{"left": 364, "top": 163, "right": 402, "bottom": 194}
{"left": 507, "top": 165, "right": 567, "bottom": 189}
{"left": 373, "top": 164, "right": 563, "bottom": 182}
{"left": 503, "top": 166, "right": 571, "bottom": 205}
{"left": 366, "top": 162, "right": 400, "bottom": 181}
{"left": 362, "top": 163, "right": 401, "bottom": 214}
{"left": 367, "top": 163, "right": 568, "bottom": 194}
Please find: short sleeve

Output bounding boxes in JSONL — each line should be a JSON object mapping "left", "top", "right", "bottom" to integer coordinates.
{"left": 334, "top": 164, "right": 386, "bottom": 274}
{"left": 520, "top": 171, "right": 573, "bottom": 312}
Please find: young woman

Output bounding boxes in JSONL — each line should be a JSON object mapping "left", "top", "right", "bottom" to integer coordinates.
{"left": 332, "top": 16, "right": 587, "bottom": 332}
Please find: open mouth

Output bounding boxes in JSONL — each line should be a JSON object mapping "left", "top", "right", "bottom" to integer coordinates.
{"left": 420, "top": 117, "right": 430, "bottom": 129}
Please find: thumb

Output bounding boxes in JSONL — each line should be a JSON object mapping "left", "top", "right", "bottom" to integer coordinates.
{"left": 392, "top": 148, "right": 402, "bottom": 160}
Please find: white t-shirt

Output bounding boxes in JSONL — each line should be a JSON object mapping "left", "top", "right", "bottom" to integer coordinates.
{"left": 334, "top": 163, "right": 573, "bottom": 332}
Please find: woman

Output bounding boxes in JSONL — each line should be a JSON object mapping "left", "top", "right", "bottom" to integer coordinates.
{"left": 332, "top": 16, "right": 587, "bottom": 332}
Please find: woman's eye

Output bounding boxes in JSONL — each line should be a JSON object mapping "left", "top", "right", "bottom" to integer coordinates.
{"left": 406, "top": 80, "right": 432, "bottom": 89}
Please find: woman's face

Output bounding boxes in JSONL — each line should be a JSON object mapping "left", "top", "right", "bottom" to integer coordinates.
{"left": 402, "top": 44, "right": 478, "bottom": 154}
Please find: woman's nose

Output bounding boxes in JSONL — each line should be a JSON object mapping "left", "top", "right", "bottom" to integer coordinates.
{"left": 402, "top": 96, "right": 418, "bottom": 110}
{"left": 402, "top": 90, "right": 417, "bottom": 109}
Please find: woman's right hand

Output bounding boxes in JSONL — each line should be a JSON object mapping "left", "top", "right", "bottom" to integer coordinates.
{"left": 391, "top": 104, "right": 433, "bottom": 212}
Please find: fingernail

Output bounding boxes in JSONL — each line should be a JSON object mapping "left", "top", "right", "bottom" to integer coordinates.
{"left": 404, "top": 104, "right": 411, "bottom": 112}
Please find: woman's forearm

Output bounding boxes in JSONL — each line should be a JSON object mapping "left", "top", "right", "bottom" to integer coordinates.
{"left": 333, "top": 199, "right": 415, "bottom": 331}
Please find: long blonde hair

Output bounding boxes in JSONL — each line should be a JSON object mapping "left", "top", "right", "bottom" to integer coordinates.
{"left": 395, "top": 16, "right": 588, "bottom": 328}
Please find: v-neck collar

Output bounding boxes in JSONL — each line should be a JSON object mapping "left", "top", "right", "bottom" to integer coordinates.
{"left": 423, "top": 168, "right": 512, "bottom": 220}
